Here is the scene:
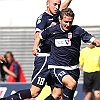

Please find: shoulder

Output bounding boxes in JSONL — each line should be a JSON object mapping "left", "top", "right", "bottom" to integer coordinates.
{"left": 37, "top": 12, "right": 48, "bottom": 20}
{"left": 71, "top": 25, "right": 82, "bottom": 31}
{"left": 46, "top": 24, "right": 60, "bottom": 32}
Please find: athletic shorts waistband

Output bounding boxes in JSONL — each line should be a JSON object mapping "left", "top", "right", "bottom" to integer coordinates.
{"left": 37, "top": 53, "right": 50, "bottom": 57}
{"left": 48, "top": 64, "right": 79, "bottom": 70}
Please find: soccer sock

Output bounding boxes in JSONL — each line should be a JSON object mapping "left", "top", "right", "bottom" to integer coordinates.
{"left": 62, "top": 88, "right": 75, "bottom": 100}
{"left": 44, "top": 94, "right": 55, "bottom": 100}
{"left": 4, "top": 89, "right": 32, "bottom": 100}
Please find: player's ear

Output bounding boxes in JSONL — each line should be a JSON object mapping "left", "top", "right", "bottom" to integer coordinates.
{"left": 46, "top": 1, "right": 49, "bottom": 7}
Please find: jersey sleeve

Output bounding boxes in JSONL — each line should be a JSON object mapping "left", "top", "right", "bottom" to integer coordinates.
{"left": 35, "top": 14, "right": 47, "bottom": 32}
{"left": 77, "top": 26, "right": 95, "bottom": 43}
{"left": 39, "top": 27, "right": 52, "bottom": 39}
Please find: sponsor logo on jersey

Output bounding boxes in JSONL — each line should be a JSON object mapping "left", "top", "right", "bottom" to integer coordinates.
{"left": 55, "top": 39, "right": 71, "bottom": 47}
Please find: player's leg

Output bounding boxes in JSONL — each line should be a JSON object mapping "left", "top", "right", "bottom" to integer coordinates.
{"left": 45, "top": 87, "right": 63, "bottom": 100}
{"left": 0, "top": 89, "right": 32, "bottom": 100}
{"left": 45, "top": 68, "right": 80, "bottom": 100}
{"left": 44, "top": 68, "right": 63, "bottom": 100}
{"left": 62, "top": 77, "right": 77, "bottom": 99}
{"left": 62, "top": 69, "right": 80, "bottom": 100}
{"left": 30, "top": 56, "right": 51, "bottom": 97}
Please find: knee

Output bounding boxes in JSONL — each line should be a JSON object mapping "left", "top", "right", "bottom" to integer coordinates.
{"left": 30, "top": 86, "right": 41, "bottom": 98}
{"left": 67, "top": 81, "right": 76, "bottom": 90}
{"left": 52, "top": 87, "right": 62, "bottom": 99}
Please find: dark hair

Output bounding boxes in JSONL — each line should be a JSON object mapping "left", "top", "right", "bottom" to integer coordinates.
{"left": 60, "top": 8, "right": 75, "bottom": 19}
{"left": 4, "top": 51, "right": 15, "bottom": 61}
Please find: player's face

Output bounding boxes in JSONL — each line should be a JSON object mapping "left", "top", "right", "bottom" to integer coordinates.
{"left": 60, "top": 15, "right": 73, "bottom": 31}
{"left": 46, "top": 0, "right": 61, "bottom": 15}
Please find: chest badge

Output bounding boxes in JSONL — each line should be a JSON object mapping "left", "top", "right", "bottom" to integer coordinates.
{"left": 68, "top": 32, "right": 72, "bottom": 39}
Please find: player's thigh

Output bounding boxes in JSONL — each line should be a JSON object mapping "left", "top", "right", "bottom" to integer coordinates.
{"left": 51, "top": 68, "right": 79, "bottom": 89}
{"left": 31, "top": 56, "right": 49, "bottom": 88}
{"left": 61, "top": 69, "right": 79, "bottom": 89}
{"left": 62, "top": 75, "right": 76, "bottom": 89}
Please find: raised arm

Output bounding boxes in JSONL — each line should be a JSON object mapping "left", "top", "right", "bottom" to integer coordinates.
{"left": 60, "top": 0, "right": 72, "bottom": 10}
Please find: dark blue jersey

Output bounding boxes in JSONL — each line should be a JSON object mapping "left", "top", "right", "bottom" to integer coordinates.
{"left": 40, "top": 24, "right": 93, "bottom": 66}
{"left": 35, "top": 11, "right": 60, "bottom": 53}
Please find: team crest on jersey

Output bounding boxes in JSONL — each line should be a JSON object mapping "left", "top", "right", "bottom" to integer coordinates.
{"left": 37, "top": 14, "right": 43, "bottom": 24}
{"left": 68, "top": 32, "right": 72, "bottom": 39}
{"left": 37, "top": 19, "right": 41, "bottom": 24}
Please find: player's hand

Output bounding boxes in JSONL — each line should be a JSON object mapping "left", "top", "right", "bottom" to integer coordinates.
{"left": 93, "top": 39, "right": 100, "bottom": 47}
{"left": 31, "top": 47, "right": 41, "bottom": 56}
{"left": 0, "top": 56, "right": 6, "bottom": 63}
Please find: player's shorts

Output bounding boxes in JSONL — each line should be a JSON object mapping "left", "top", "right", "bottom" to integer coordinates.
{"left": 31, "top": 54, "right": 54, "bottom": 88}
{"left": 49, "top": 65, "right": 80, "bottom": 88}
{"left": 83, "top": 71, "right": 100, "bottom": 92}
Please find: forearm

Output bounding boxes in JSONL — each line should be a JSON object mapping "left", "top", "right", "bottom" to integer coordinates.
{"left": 60, "top": 0, "right": 72, "bottom": 10}
{"left": 32, "top": 35, "right": 41, "bottom": 56}
{"left": 34, "top": 31, "right": 40, "bottom": 40}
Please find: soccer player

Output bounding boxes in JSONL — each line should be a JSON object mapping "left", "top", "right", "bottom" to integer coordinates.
{"left": 32, "top": 7, "right": 100, "bottom": 100}
{"left": 0, "top": 0, "right": 72, "bottom": 100}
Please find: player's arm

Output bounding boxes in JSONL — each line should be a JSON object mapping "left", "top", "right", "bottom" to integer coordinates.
{"left": 60, "top": 0, "right": 72, "bottom": 10}
{"left": 32, "top": 34, "right": 41, "bottom": 56}
{"left": 32, "top": 28, "right": 51, "bottom": 56}
{"left": 79, "top": 27, "right": 100, "bottom": 46}
{"left": 34, "top": 31, "right": 40, "bottom": 40}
